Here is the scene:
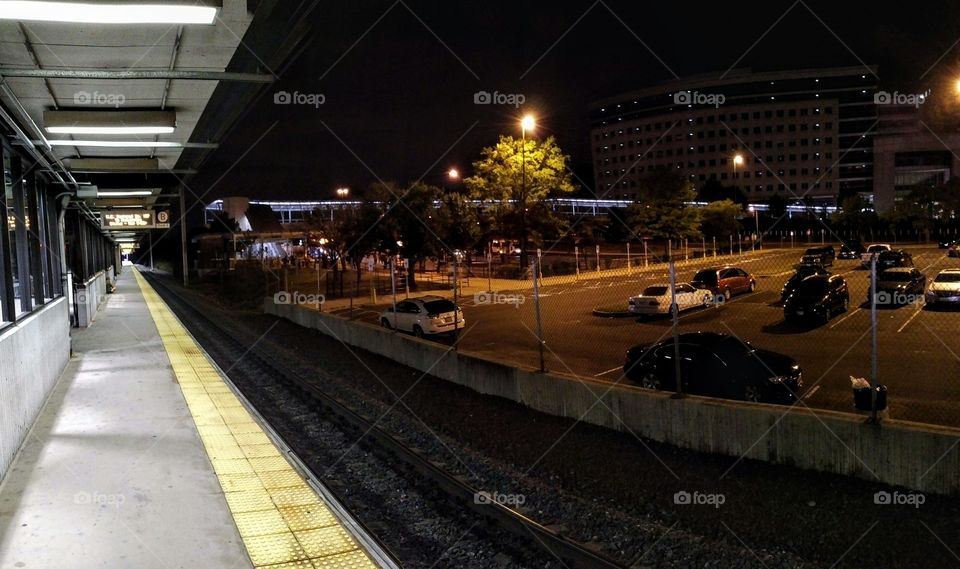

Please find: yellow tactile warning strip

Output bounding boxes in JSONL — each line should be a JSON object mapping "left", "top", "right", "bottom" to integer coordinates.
{"left": 132, "top": 270, "right": 379, "bottom": 569}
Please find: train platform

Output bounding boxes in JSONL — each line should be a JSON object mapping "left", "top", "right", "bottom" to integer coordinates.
{"left": 0, "top": 270, "right": 390, "bottom": 569}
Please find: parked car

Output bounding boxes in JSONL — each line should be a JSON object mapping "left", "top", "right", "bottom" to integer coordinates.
{"left": 622, "top": 332, "right": 802, "bottom": 404}
{"left": 801, "top": 245, "right": 835, "bottom": 266}
{"left": 780, "top": 265, "right": 830, "bottom": 302}
{"left": 690, "top": 267, "right": 756, "bottom": 300}
{"left": 938, "top": 238, "right": 957, "bottom": 249}
{"left": 869, "top": 267, "right": 926, "bottom": 305}
{"left": 860, "top": 244, "right": 892, "bottom": 267}
{"left": 783, "top": 274, "right": 850, "bottom": 324}
{"left": 838, "top": 240, "right": 865, "bottom": 260}
{"left": 925, "top": 269, "right": 960, "bottom": 308}
{"left": 628, "top": 284, "right": 714, "bottom": 317}
{"left": 875, "top": 250, "right": 914, "bottom": 272}
{"left": 949, "top": 243, "right": 960, "bottom": 258}
{"left": 380, "top": 296, "right": 464, "bottom": 337}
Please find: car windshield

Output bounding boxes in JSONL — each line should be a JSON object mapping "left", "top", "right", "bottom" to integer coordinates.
{"left": 879, "top": 272, "right": 913, "bottom": 282}
{"left": 867, "top": 245, "right": 887, "bottom": 252}
{"left": 643, "top": 286, "right": 669, "bottom": 296}
{"left": 423, "top": 299, "right": 456, "bottom": 314}
{"left": 935, "top": 273, "right": 960, "bottom": 283}
{"left": 795, "top": 279, "right": 828, "bottom": 296}
{"left": 693, "top": 270, "right": 717, "bottom": 283}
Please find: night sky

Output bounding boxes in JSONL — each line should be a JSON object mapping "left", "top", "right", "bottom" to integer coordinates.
{"left": 190, "top": 0, "right": 960, "bottom": 203}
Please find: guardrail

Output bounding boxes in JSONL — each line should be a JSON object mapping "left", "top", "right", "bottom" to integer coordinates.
{"left": 266, "top": 298, "right": 960, "bottom": 495}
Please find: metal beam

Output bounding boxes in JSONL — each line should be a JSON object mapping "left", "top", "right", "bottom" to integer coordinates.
{"left": 0, "top": 68, "right": 275, "bottom": 83}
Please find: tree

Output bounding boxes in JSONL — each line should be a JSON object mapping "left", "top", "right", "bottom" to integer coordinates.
{"left": 626, "top": 167, "right": 701, "bottom": 256}
{"left": 380, "top": 181, "right": 445, "bottom": 291}
{"left": 699, "top": 200, "right": 742, "bottom": 241}
{"left": 831, "top": 195, "right": 878, "bottom": 241}
{"left": 465, "top": 135, "right": 575, "bottom": 267}
{"left": 698, "top": 179, "right": 748, "bottom": 205}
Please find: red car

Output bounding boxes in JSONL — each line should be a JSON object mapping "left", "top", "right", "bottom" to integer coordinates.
{"left": 691, "top": 267, "right": 756, "bottom": 300}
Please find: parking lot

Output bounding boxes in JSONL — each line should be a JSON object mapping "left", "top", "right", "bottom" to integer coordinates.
{"left": 330, "top": 245, "right": 960, "bottom": 428}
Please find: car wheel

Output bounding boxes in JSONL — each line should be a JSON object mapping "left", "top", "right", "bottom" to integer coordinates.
{"left": 640, "top": 372, "right": 662, "bottom": 391}
{"left": 724, "top": 288, "right": 732, "bottom": 301}
{"left": 743, "top": 384, "right": 762, "bottom": 402}
{"left": 842, "top": 297, "right": 850, "bottom": 313}
{"left": 413, "top": 325, "right": 425, "bottom": 338}
{"left": 380, "top": 318, "right": 393, "bottom": 330}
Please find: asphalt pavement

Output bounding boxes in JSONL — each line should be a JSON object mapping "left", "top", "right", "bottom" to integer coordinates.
{"left": 327, "top": 245, "right": 960, "bottom": 427}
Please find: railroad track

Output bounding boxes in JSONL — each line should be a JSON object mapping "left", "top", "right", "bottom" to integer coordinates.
{"left": 145, "top": 273, "right": 629, "bottom": 569}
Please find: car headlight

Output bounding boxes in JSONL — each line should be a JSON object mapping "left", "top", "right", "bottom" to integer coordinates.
{"left": 768, "top": 375, "right": 789, "bottom": 384}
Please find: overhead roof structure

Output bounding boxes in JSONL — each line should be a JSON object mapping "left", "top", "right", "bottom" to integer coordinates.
{"left": 0, "top": 0, "right": 317, "bottom": 246}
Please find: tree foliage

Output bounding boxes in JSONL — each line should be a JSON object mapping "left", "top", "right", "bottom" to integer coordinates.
{"left": 465, "top": 135, "right": 575, "bottom": 265}
{"left": 626, "top": 167, "right": 701, "bottom": 242}
{"left": 699, "top": 199, "right": 743, "bottom": 240}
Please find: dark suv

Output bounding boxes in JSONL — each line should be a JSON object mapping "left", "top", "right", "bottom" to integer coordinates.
{"left": 783, "top": 275, "right": 850, "bottom": 325}
{"left": 801, "top": 246, "right": 835, "bottom": 267}
{"left": 875, "top": 250, "right": 914, "bottom": 272}
{"left": 838, "top": 240, "right": 865, "bottom": 260}
{"left": 691, "top": 267, "right": 756, "bottom": 300}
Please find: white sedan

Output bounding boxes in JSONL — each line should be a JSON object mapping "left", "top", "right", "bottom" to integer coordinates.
{"left": 628, "top": 284, "right": 715, "bottom": 316}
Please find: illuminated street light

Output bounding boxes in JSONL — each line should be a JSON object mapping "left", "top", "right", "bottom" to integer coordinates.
{"left": 521, "top": 114, "right": 536, "bottom": 134}
{"left": 733, "top": 154, "right": 745, "bottom": 167}
{"left": 336, "top": 187, "right": 349, "bottom": 198}
{"left": 447, "top": 168, "right": 460, "bottom": 180}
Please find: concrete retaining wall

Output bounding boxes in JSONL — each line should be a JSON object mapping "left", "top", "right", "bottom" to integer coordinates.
{"left": 0, "top": 298, "right": 70, "bottom": 479}
{"left": 76, "top": 270, "right": 107, "bottom": 328}
{"left": 267, "top": 300, "right": 960, "bottom": 495}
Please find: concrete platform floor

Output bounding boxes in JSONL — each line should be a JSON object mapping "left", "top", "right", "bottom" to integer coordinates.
{"left": 0, "top": 271, "right": 252, "bottom": 569}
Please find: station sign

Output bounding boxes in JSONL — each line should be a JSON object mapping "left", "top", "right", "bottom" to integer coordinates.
{"left": 102, "top": 210, "right": 171, "bottom": 230}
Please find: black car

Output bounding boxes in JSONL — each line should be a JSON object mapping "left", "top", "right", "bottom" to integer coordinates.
{"left": 869, "top": 267, "right": 926, "bottom": 305}
{"left": 623, "top": 332, "right": 802, "bottom": 404}
{"left": 875, "top": 250, "right": 914, "bottom": 271}
{"left": 783, "top": 275, "right": 850, "bottom": 324}
{"left": 780, "top": 265, "right": 830, "bottom": 301}
{"left": 801, "top": 246, "right": 835, "bottom": 266}
{"left": 938, "top": 238, "right": 957, "bottom": 249}
{"left": 838, "top": 240, "right": 865, "bottom": 260}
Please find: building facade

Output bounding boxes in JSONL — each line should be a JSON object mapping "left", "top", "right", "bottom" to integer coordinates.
{"left": 589, "top": 67, "right": 879, "bottom": 206}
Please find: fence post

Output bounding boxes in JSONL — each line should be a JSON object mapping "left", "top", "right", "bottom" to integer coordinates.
{"left": 390, "top": 258, "right": 397, "bottom": 329}
{"left": 670, "top": 262, "right": 683, "bottom": 397}
{"left": 643, "top": 240, "right": 649, "bottom": 267}
{"left": 533, "top": 258, "right": 545, "bottom": 373}
{"left": 453, "top": 252, "right": 459, "bottom": 348}
{"left": 575, "top": 246, "right": 580, "bottom": 279}
{"left": 595, "top": 244, "right": 601, "bottom": 275}
{"left": 870, "top": 256, "right": 879, "bottom": 423}
{"left": 626, "top": 242, "right": 631, "bottom": 275}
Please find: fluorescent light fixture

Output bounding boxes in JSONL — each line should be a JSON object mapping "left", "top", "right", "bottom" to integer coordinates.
{"left": 46, "top": 126, "right": 174, "bottom": 135}
{"left": 47, "top": 139, "right": 182, "bottom": 148}
{"left": 44, "top": 110, "right": 176, "bottom": 136}
{"left": 0, "top": 1, "right": 221, "bottom": 25}
{"left": 97, "top": 190, "right": 156, "bottom": 197}
{"left": 66, "top": 157, "right": 160, "bottom": 172}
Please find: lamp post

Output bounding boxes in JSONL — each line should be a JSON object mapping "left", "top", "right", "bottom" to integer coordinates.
{"left": 732, "top": 153, "right": 744, "bottom": 188}
{"left": 749, "top": 205, "right": 760, "bottom": 251}
{"left": 520, "top": 114, "right": 535, "bottom": 269}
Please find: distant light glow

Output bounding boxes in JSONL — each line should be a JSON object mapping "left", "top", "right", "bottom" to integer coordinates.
{"left": 447, "top": 168, "right": 460, "bottom": 180}
{"left": 0, "top": 1, "right": 219, "bottom": 24}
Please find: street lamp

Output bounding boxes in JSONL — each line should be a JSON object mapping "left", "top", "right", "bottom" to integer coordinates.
{"left": 732, "top": 153, "right": 744, "bottom": 185}
{"left": 447, "top": 168, "right": 459, "bottom": 181}
{"left": 748, "top": 205, "right": 760, "bottom": 251}
{"left": 336, "top": 187, "right": 349, "bottom": 198}
{"left": 519, "top": 114, "right": 536, "bottom": 259}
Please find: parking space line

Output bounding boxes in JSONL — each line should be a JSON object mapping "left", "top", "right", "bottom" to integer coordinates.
{"left": 897, "top": 307, "right": 924, "bottom": 333}
{"left": 803, "top": 385, "right": 821, "bottom": 400}
{"left": 594, "top": 366, "right": 622, "bottom": 377}
{"left": 829, "top": 307, "right": 862, "bottom": 329}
